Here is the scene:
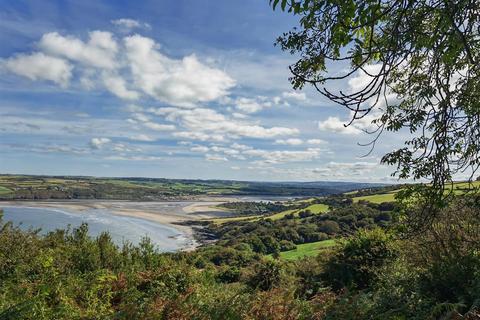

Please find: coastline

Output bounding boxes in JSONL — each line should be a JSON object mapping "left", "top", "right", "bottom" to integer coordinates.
{"left": 0, "top": 198, "right": 234, "bottom": 251}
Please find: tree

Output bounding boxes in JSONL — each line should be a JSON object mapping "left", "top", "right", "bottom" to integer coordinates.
{"left": 271, "top": 0, "right": 480, "bottom": 226}
{"left": 323, "top": 228, "right": 398, "bottom": 290}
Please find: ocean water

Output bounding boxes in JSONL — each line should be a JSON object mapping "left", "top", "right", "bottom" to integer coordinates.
{"left": 1, "top": 206, "right": 193, "bottom": 251}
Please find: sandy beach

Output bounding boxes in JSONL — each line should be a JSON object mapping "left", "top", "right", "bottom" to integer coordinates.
{"left": 0, "top": 198, "right": 235, "bottom": 250}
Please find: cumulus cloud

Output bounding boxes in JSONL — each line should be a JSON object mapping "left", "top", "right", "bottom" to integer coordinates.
{"left": 39, "top": 31, "right": 118, "bottom": 69}
{"left": 173, "top": 131, "right": 226, "bottom": 142}
{"left": 143, "top": 122, "right": 176, "bottom": 131}
{"left": 318, "top": 65, "right": 392, "bottom": 136}
{"left": 127, "top": 112, "right": 176, "bottom": 131}
{"left": 130, "top": 113, "right": 150, "bottom": 122}
{"left": 318, "top": 116, "right": 363, "bottom": 135}
{"left": 4, "top": 30, "right": 237, "bottom": 108}
{"left": 101, "top": 72, "right": 139, "bottom": 99}
{"left": 124, "top": 35, "right": 235, "bottom": 106}
{"left": 4, "top": 143, "right": 89, "bottom": 155}
{"left": 190, "top": 145, "right": 209, "bottom": 153}
{"left": 274, "top": 138, "right": 303, "bottom": 146}
{"left": 105, "top": 155, "right": 163, "bottom": 161}
{"left": 307, "top": 139, "right": 327, "bottom": 145}
{"left": 3, "top": 52, "right": 73, "bottom": 87}
{"left": 111, "top": 18, "right": 151, "bottom": 32}
{"left": 231, "top": 143, "right": 252, "bottom": 151}
{"left": 89, "top": 137, "right": 111, "bottom": 149}
{"left": 130, "top": 134, "right": 156, "bottom": 142}
{"left": 322, "top": 161, "right": 379, "bottom": 176}
{"left": 243, "top": 147, "right": 323, "bottom": 164}
{"left": 235, "top": 96, "right": 272, "bottom": 114}
{"left": 150, "top": 107, "right": 299, "bottom": 140}
{"left": 282, "top": 91, "right": 307, "bottom": 102}
{"left": 206, "top": 154, "right": 228, "bottom": 162}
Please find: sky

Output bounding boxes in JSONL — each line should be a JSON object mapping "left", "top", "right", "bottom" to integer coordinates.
{"left": 0, "top": 0, "right": 406, "bottom": 182}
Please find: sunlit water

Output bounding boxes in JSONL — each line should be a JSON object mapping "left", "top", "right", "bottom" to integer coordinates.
{"left": 1, "top": 206, "right": 193, "bottom": 251}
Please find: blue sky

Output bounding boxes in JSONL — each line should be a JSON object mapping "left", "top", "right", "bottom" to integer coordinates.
{"left": 0, "top": 0, "right": 404, "bottom": 182}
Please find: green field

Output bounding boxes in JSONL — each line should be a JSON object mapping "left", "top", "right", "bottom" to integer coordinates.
{"left": 267, "top": 203, "right": 330, "bottom": 221}
{"left": 273, "top": 239, "right": 337, "bottom": 261}
{"left": 352, "top": 192, "right": 397, "bottom": 203}
{"left": 0, "top": 174, "right": 374, "bottom": 200}
{"left": 351, "top": 180, "right": 480, "bottom": 204}
{"left": 211, "top": 202, "right": 330, "bottom": 224}
{"left": 268, "top": 209, "right": 298, "bottom": 220}
{"left": 305, "top": 203, "right": 330, "bottom": 213}
{"left": 0, "top": 186, "right": 12, "bottom": 195}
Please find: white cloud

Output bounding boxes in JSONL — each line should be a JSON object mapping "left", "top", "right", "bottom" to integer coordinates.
{"left": 282, "top": 91, "right": 307, "bottom": 101}
{"left": 101, "top": 72, "right": 139, "bottom": 100}
{"left": 206, "top": 154, "right": 228, "bottom": 162}
{"left": 307, "top": 139, "right": 327, "bottom": 145}
{"left": 318, "top": 116, "right": 362, "bottom": 135}
{"left": 124, "top": 35, "right": 235, "bottom": 106}
{"left": 39, "top": 31, "right": 118, "bottom": 69}
{"left": 111, "top": 18, "right": 151, "bottom": 32}
{"left": 4, "top": 52, "right": 73, "bottom": 87}
{"left": 243, "top": 147, "right": 323, "bottom": 164}
{"left": 3, "top": 31, "right": 239, "bottom": 107}
{"left": 232, "top": 112, "right": 248, "bottom": 119}
{"left": 191, "top": 145, "right": 209, "bottom": 153}
{"left": 124, "top": 104, "right": 144, "bottom": 113}
{"left": 274, "top": 138, "right": 303, "bottom": 146}
{"left": 89, "top": 137, "right": 111, "bottom": 149}
{"left": 348, "top": 64, "right": 382, "bottom": 93}
{"left": 231, "top": 143, "right": 252, "bottom": 151}
{"left": 130, "top": 134, "right": 155, "bottom": 142}
{"left": 143, "top": 122, "right": 176, "bottom": 131}
{"left": 325, "top": 161, "right": 379, "bottom": 175}
{"left": 151, "top": 107, "right": 299, "bottom": 140}
{"left": 4, "top": 143, "right": 89, "bottom": 155}
{"left": 130, "top": 113, "right": 150, "bottom": 122}
{"left": 235, "top": 96, "right": 272, "bottom": 114}
{"left": 112, "top": 143, "right": 141, "bottom": 152}
{"left": 173, "top": 131, "right": 226, "bottom": 142}
{"left": 105, "top": 155, "right": 163, "bottom": 161}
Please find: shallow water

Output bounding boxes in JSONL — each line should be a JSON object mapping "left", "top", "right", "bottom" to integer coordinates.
{"left": 1, "top": 206, "right": 192, "bottom": 251}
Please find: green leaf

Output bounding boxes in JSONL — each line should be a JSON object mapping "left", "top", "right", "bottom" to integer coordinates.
{"left": 271, "top": 0, "right": 280, "bottom": 10}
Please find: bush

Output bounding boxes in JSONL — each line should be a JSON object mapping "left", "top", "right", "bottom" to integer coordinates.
{"left": 247, "top": 260, "right": 283, "bottom": 291}
{"left": 279, "top": 240, "right": 296, "bottom": 251}
{"left": 323, "top": 228, "right": 398, "bottom": 290}
{"left": 318, "top": 220, "right": 340, "bottom": 234}
{"left": 216, "top": 266, "right": 241, "bottom": 283}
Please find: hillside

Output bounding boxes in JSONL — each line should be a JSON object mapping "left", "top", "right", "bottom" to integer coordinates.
{"left": 0, "top": 174, "right": 386, "bottom": 200}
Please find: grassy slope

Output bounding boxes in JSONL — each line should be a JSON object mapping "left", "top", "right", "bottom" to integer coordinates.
{"left": 0, "top": 186, "right": 12, "bottom": 195}
{"left": 352, "top": 180, "right": 480, "bottom": 204}
{"left": 352, "top": 192, "right": 397, "bottom": 203}
{"left": 212, "top": 203, "right": 330, "bottom": 224}
{"left": 270, "top": 239, "right": 337, "bottom": 261}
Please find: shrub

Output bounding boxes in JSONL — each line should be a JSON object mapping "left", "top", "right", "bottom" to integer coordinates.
{"left": 323, "top": 228, "right": 398, "bottom": 290}
{"left": 247, "top": 260, "right": 283, "bottom": 291}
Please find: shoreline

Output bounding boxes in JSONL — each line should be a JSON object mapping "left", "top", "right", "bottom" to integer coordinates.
{"left": 0, "top": 198, "right": 234, "bottom": 251}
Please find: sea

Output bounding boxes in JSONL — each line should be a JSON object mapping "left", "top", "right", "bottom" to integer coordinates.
{"left": 1, "top": 206, "right": 193, "bottom": 251}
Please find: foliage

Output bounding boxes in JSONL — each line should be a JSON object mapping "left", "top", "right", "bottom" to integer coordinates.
{"left": 273, "top": 239, "right": 337, "bottom": 261}
{"left": 206, "top": 203, "right": 394, "bottom": 255}
{"left": 2, "top": 196, "right": 480, "bottom": 318}
{"left": 219, "top": 201, "right": 291, "bottom": 217}
{"left": 272, "top": 0, "right": 480, "bottom": 224}
{"left": 323, "top": 228, "right": 398, "bottom": 290}
{"left": 0, "top": 174, "right": 376, "bottom": 200}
